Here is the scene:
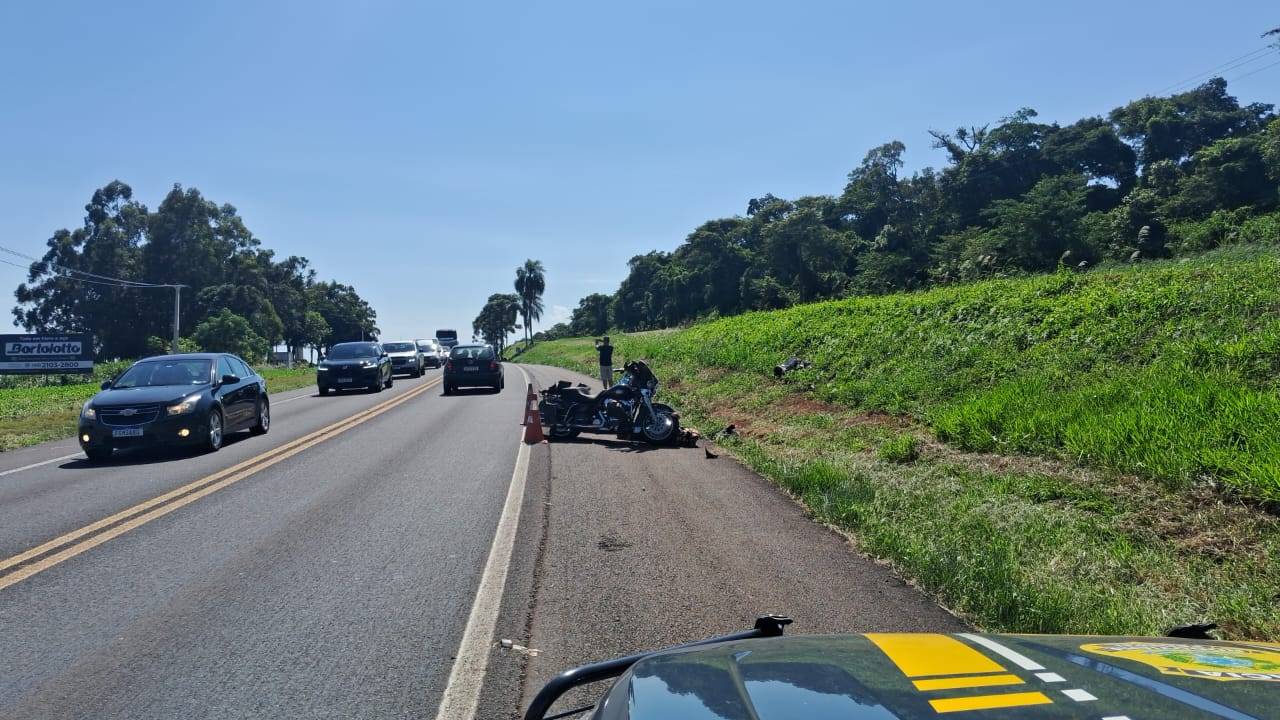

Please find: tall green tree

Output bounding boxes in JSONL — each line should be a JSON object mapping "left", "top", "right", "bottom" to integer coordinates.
{"left": 13, "top": 182, "right": 381, "bottom": 362}
{"left": 568, "top": 293, "right": 612, "bottom": 336}
{"left": 513, "top": 259, "right": 546, "bottom": 346}
{"left": 192, "top": 309, "right": 267, "bottom": 360}
{"left": 473, "top": 293, "right": 520, "bottom": 354}
{"left": 308, "top": 281, "right": 379, "bottom": 349}
{"left": 1109, "top": 78, "right": 1273, "bottom": 167}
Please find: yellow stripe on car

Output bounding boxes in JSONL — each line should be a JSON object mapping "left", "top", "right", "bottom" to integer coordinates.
{"left": 866, "top": 633, "right": 1005, "bottom": 677}
{"left": 913, "top": 673, "right": 1024, "bottom": 691}
{"left": 929, "top": 691, "right": 1053, "bottom": 714}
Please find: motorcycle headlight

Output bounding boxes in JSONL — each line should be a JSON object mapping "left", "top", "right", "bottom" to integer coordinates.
{"left": 81, "top": 403, "right": 96, "bottom": 420}
{"left": 166, "top": 395, "right": 201, "bottom": 416}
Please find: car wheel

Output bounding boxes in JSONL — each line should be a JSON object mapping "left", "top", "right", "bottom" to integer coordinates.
{"left": 84, "top": 446, "right": 112, "bottom": 462}
{"left": 385, "top": 373, "right": 393, "bottom": 388}
{"left": 319, "top": 386, "right": 329, "bottom": 396}
{"left": 206, "top": 408, "right": 225, "bottom": 452}
{"left": 250, "top": 399, "right": 270, "bottom": 435}
{"left": 443, "top": 383, "right": 453, "bottom": 395}
{"left": 370, "top": 378, "right": 382, "bottom": 393}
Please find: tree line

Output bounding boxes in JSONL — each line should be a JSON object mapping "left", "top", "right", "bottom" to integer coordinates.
{"left": 546, "top": 77, "right": 1280, "bottom": 338}
{"left": 13, "top": 181, "right": 378, "bottom": 361}
{"left": 472, "top": 259, "right": 545, "bottom": 355}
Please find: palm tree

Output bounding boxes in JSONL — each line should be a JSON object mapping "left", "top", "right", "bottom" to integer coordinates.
{"left": 513, "top": 259, "right": 546, "bottom": 346}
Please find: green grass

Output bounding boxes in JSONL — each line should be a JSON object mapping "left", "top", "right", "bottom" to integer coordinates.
{"left": 877, "top": 433, "right": 920, "bottom": 463}
{"left": 515, "top": 244, "right": 1280, "bottom": 639}
{"left": 259, "top": 366, "right": 318, "bottom": 393}
{"left": 0, "top": 365, "right": 315, "bottom": 451}
{"left": 527, "top": 245, "right": 1280, "bottom": 502}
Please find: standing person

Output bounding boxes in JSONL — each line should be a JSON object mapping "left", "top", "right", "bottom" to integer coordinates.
{"left": 595, "top": 336, "right": 614, "bottom": 388}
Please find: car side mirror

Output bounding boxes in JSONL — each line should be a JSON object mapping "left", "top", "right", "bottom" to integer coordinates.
{"left": 221, "top": 374, "right": 240, "bottom": 385}
{"left": 100, "top": 380, "right": 112, "bottom": 390}
{"left": 381, "top": 353, "right": 389, "bottom": 359}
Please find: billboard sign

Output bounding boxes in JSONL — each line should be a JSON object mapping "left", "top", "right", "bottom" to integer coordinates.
{"left": 0, "top": 334, "right": 94, "bottom": 374}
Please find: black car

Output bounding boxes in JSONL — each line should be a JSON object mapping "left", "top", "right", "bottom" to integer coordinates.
{"left": 78, "top": 353, "right": 269, "bottom": 461}
{"left": 443, "top": 344, "right": 504, "bottom": 394}
{"left": 317, "top": 342, "right": 393, "bottom": 394}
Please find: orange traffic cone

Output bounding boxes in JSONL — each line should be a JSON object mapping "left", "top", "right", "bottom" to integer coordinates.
{"left": 522, "top": 383, "right": 545, "bottom": 443}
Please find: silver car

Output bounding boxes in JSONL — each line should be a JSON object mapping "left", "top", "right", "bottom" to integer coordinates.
{"left": 416, "top": 338, "right": 444, "bottom": 368}
{"left": 381, "top": 340, "right": 424, "bottom": 377}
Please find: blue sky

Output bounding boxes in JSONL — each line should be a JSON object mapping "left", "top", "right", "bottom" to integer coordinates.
{"left": 2, "top": 1, "right": 1277, "bottom": 341}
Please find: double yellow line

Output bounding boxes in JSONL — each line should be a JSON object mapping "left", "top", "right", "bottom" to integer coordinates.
{"left": 0, "top": 378, "right": 440, "bottom": 591}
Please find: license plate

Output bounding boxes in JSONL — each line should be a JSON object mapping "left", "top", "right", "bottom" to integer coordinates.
{"left": 112, "top": 427, "right": 144, "bottom": 438}
{"left": 337, "top": 377, "right": 353, "bottom": 383}
{"left": 463, "top": 366, "right": 479, "bottom": 372}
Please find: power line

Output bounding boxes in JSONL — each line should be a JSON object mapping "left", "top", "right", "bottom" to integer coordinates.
{"left": 1156, "top": 44, "right": 1278, "bottom": 94}
{"left": 0, "top": 244, "right": 173, "bottom": 288}
{"left": 1229, "top": 56, "right": 1280, "bottom": 83}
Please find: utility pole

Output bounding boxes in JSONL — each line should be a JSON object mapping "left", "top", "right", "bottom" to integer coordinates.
{"left": 170, "top": 285, "right": 188, "bottom": 354}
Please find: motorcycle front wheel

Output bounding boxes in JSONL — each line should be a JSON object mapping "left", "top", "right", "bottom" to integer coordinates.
{"left": 641, "top": 403, "right": 679, "bottom": 444}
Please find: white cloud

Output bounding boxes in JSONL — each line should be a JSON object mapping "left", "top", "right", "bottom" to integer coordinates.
{"left": 548, "top": 304, "right": 571, "bottom": 325}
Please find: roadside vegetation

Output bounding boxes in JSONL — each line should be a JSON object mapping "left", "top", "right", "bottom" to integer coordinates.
{"left": 537, "top": 78, "right": 1279, "bottom": 341}
{"left": 514, "top": 244, "right": 1280, "bottom": 639}
{"left": 11, "top": 181, "right": 378, "bottom": 364}
{"left": 0, "top": 364, "right": 315, "bottom": 451}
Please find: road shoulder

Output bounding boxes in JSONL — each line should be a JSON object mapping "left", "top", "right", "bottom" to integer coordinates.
{"left": 497, "top": 363, "right": 962, "bottom": 717}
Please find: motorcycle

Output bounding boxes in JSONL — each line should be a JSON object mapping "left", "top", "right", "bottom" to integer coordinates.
{"left": 538, "top": 360, "right": 680, "bottom": 444}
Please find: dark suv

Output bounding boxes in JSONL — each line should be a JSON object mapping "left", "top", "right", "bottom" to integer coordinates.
{"left": 443, "top": 344, "right": 504, "bottom": 394}
{"left": 317, "top": 342, "right": 393, "bottom": 394}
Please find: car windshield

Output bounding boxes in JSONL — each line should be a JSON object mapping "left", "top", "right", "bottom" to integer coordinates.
{"left": 113, "top": 359, "right": 212, "bottom": 388}
{"left": 328, "top": 343, "right": 379, "bottom": 360}
{"left": 383, "top": 342, "right": 415, "bottom": 352}
{"left": 450, "top": 346, "right": 493, "bottom": 360}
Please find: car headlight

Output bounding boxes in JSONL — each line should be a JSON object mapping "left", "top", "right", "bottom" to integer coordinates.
{"left": 81, "top": 404, "right": 96, "bottom": 420}
{"left": 166, "top": 395, "right": 200, "bottom": 416}
{"left": 360, "top": 360, "right": 378, "bottom": 368}
{"left": 317, "top": 365, "right": 329, "bottom": 371}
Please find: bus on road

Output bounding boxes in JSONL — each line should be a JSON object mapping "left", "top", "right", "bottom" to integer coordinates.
{"left": 435, "top": 329, "right": 459, "bottom": 349}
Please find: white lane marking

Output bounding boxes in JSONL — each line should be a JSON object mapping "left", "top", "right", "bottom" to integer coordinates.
{"left": 0, "top": 452, "right": 84, "bottom": 478}
{"left": 273, "top": 392, "right": 313, "bottom": 405}
{"left": 1035, "top": 672, "right": 1066, "bottom": 683}
{"left": 1102, "top": 716, "right": 1132, "bottom": 720}
{"left": 959, "top": 633, "right": 1046, "bottom": 671}
{"left": 1062, "top": 688, "right": 1097, "bottom": 702}
{"left": 432, "top": 365, "right": 533, "bottom": 720}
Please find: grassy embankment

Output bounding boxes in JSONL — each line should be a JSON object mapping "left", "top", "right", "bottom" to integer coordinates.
{"left": 514, "top": 245, "right": 1280, "bottom": 639}
{"left": 0, "top": 363, "right": 316, "bottom": 451}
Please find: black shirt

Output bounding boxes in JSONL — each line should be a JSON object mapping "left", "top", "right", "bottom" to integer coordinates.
{"left": 597, "top": 343, "right": 614, "bottom": 365}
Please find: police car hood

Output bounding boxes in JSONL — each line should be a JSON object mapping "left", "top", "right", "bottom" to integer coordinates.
{"left": 592, "top": 633, "right": 1279, "bottom": 719}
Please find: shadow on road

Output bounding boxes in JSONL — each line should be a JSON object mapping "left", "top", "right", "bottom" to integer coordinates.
{"left": 57, "top": 433, "right": 254, "bottom": 470}
{"left": 443, "top": 387, "right": 502, "bottom": 396}
{"left": 552, "top": 436, "right": 681, "bottom": 454}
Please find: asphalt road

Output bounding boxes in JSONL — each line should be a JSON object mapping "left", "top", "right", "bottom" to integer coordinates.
{"left": 0, "top": 361, "right": 961, "bottom": 720}
{"left": 478, "top": 364, "right": 962, "bottom": 719}
{"left": 0, "top": 367, "right": 528, "bottom": 720}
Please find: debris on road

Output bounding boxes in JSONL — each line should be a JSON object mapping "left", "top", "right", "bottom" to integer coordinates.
{"left": 498, "top": 639, "right": 541, "bottom": 657}
{"left": 773, "top": 357, "right": 811, "bottom": 377}
{"left": 676, "top": 427, "right": 701, "bottom": 447}
{"left": 704, "top": 447, "right": 719, "bottom": 459}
